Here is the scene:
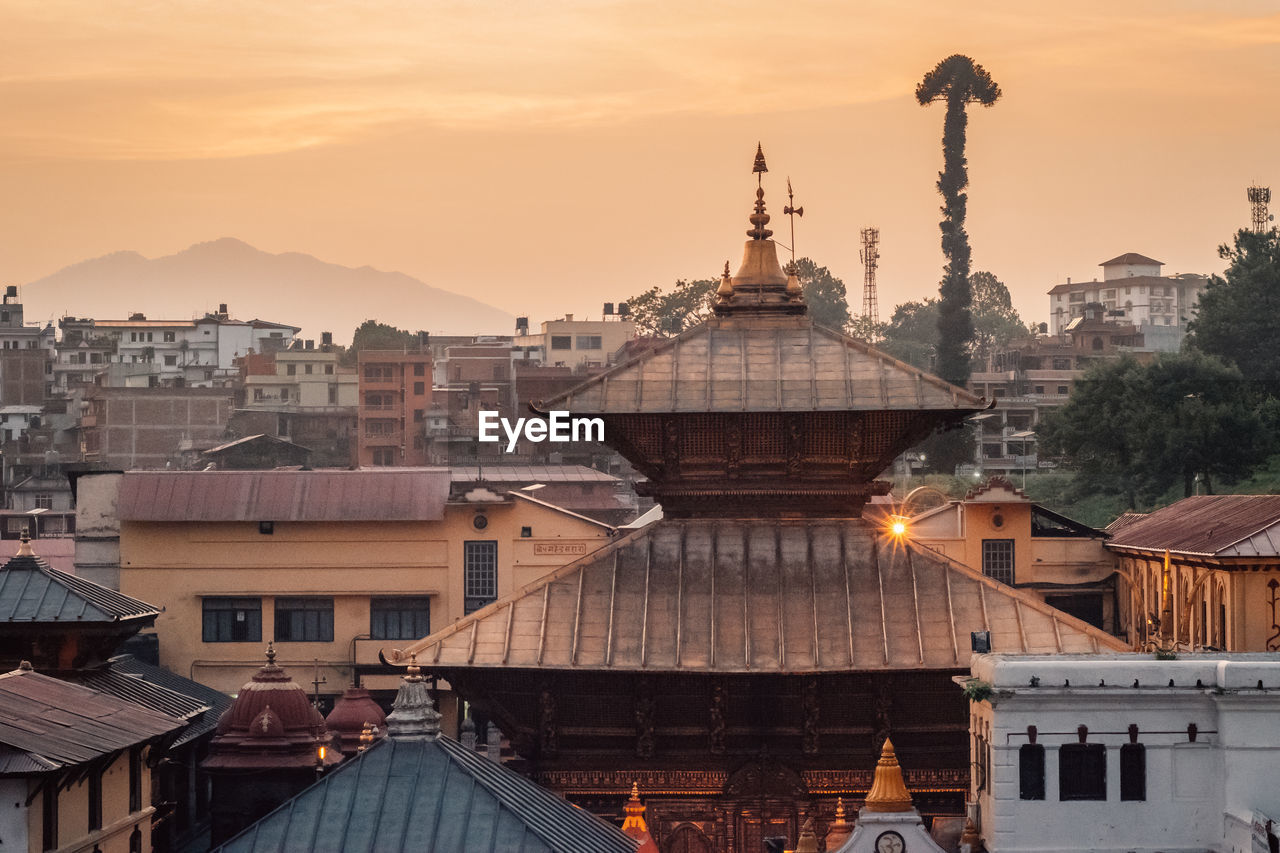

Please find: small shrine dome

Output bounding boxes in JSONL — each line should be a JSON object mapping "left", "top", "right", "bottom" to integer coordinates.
{"left": 325, "top": 686, "right": 388, "bottom": 755}
{"left": 203, "top": 644, "right": 339, "bottom": 770}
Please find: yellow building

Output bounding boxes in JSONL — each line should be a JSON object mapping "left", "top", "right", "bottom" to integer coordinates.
{"left": 1106, "top": 494, "right": 1280, "bottom": 653}
{"left": 513, "top": 314, "right": 636, "bottom": 368}
{"left": 113, "top": 469, "right": 616, "bottom": 724}
{"left": 906, "top": 477, "right": 1117, "bottom": 633}
{"left": 0, "top": 667, "right": 181, "bottom": 853}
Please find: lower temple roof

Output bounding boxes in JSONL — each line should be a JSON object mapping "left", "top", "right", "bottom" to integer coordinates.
{"left": 395, "top": 519, "right": 1125, "bottom": 673}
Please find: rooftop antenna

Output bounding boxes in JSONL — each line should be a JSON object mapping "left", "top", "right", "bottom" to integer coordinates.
{"left": 859, "top": 227, "right": 881, "bottom": 326}
{"left": 1248, "top": 184, "right": 1273, "bottom": 233}
{"left": 783, "top": 177, "right": 804, "bottom": 263}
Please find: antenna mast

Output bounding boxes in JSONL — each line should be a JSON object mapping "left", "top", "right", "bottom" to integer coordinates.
{"left": 859, "top": 227, "right": 880, "bottom": 325}
{"left": 1248, "top": 184, "right": 1272, "bottom": 233}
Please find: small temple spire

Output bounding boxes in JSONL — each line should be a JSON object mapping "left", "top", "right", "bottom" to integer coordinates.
{"left": 826, "top": 797, "right": 852, "bottom": 848}
{"left": 386, "top": 655, "right": 441, "bottom": 740}
{"left": 794, "top": 817, "right": 819, "bottom": 853}
{"left": 620, "top": 783, "right": 659, "bottom": 853}
{"left": 864, "top": 738, "right": 914, "bottom": 812}
{"left": 753, "top": 142, "right": 768, "bottom": 178}
{"left": 264, "top": 642, "right": 277, "bottom": 667}
{"left": 15, "top": 534, "right": 33, "bottom": 558}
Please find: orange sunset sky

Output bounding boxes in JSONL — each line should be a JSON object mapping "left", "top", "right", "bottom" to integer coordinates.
{"left": 2, "top": 0, "right": 1278, "bottom": 328}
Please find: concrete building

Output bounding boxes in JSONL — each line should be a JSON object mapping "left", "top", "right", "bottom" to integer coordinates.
{"left": 964, "top": 652, "right": 1280, "bottom": 853}
{"left": 70, "top": 307, "right": 299, "bottom": 389}
{"left": 356, "top": 348, "right": 432, "bottom": 467}
{"left": 81, "top": 386, "right": 235, "bottom": 469}
{"left": 512, "top": 311, "right": 636, "bottom": 369}
{"left": 1048, "top": 253, "right": 1209, "bottom": 344}
{"left": 95, "top": 469, "right": 615, "bottom": 724}
{"left": 0, "top": 285, "right": 56, "bottom": 356}
{"left": 909, "top": 478, "right": 1118, "bottom": 633}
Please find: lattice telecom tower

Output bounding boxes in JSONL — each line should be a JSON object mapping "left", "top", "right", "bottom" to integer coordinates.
{"left": 859, "top": 227, "right": 880, "bottom": 324}
{"left": 1248, "top": 184, "right": 1273, "bottom": 233}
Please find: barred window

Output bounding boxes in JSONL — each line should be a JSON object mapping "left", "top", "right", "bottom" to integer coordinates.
{"left": 371, "top": 597, "right": 431, "bottom": 640}
{"left": 1120, "top": 743, "right": 1146, "bottom": 801}
{"left": 550, "top": 336, "right": 571, "bottom": 350}
{"left": 274, "top": 597, "right": 334, "bottom": 642}
{"left": 202, "top": 597, "right": 262, "bottom": 643}
{"left": 982, "top": 539, "right": 1015, "bottom": 585}
{"left": 464, "top": 541, "right": 498, "bottom": 614}
{"left": 1019, "top": 744, "right": 1045, "bottom": 800}
{"left": 1059, "top": 743, "right": 1106, "bottom": 801}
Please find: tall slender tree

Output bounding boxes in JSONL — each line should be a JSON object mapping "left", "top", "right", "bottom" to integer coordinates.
{"left": 916, "top": 55, "right": 1001, "bottom": 387}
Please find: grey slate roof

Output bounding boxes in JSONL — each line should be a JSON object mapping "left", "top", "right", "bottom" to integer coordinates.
{"left": 399, "top": 519, "right": 1125, "bottom": 674}
{"left": 0, "top": 668, "right": 183, "bottom": 773}
{"left": 0, "top": 551, "right": 159, "bottom": 624}
{"left": 536, "top": 317, "right": 985, "bottom": 415}
{"left": 215, "top": 736, "right": 636, "bottom": 853}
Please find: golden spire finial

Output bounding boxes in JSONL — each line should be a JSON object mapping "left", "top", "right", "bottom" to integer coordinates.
{"left": 358, "top": 722, "right": 375, "bottom": 752}
{"left": 15, "top": 533, "right": 33, "bottom": 558}
{"left": 785, "top": 261, "right": 802, "bottom": 299}
{"left": 621, "top": 781, "right": 649, "bottom": 832}
{"left": 265, "top": 642, "right": 277, "bottom": 666}
{"left": 752, "top": 142, "right": 768, "bottom": 178}
{"left": 864, "top": 738, "right": 914, "bottom": 812}
{"left": 747, "top": 145, "right": 773, "bottom": 241}
{"left": 716, "top": 260, "right": 733, "bottom": 300}
{"left": 826, "top": 797, "right": 853, "bottom": 848}
{"left": 406, "top": 653, "right": 423, "bottom": 682}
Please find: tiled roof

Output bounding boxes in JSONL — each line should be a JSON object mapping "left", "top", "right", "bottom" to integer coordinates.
{"left": 1100, "top": 253, "right": 1163, "bottom": 267}
{"left": 535, "top": 318, "right": 985, "bottom": 414}
{"left": 0, "top": 668, "right": 183, "bottom": 772}
{"left": 118, "top": 469, "right": 450, "bottom": 522}
{"left": 214, "top": 736, "right": 636, "bottom": 853}
{"left": 1105, "top": 495, "right": 1280, "bottom": 557}
{"left": 398, "top": 519, "right": 1123, "bottom": 674}
{"left": 0, "top": 550, "right": 159, "bottom": 623}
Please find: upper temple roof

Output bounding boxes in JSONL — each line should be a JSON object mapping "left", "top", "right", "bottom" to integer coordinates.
{"left": 533, "top": 316, "right": 985, "bottom": 415}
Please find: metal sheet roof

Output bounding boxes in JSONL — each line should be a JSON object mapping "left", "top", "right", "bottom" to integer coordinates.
{"left": 535, "top": 318, "right": 985, "bottom": 415}
{"left": 450, "top": 465, "right": 619, "bottom": 483}
{"left": 0, "top": 552, "right": 159, "bottom": 623}
{"left": 1104, "top": 495, "right": 1280, "bottom": 557}
{"left": 215, "top": 736, "right": 636, "bottom": 853}
{"left": 400, "top": 519, "right": 1123, "bottom": 674}
{"left": 0, "top": 669, "right": 184, "bottom": 771}
{"left": 118, "top": 469, "right": 450, "bottom": 522}
{"left": 95, "top": 655, "right": 235, "bottom": 747}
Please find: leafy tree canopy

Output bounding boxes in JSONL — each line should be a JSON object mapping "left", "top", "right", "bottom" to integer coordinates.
{"left": 622, "top": 257, "right": 852, "bottom": 337}
{"left": 342, "top": 319, "right": 423, "bottom": 365}
{"left": 1186, "top": 228, "right": 1280, "bottom": 392}
{"left": 969, "top": 271, "right": 1027, "bottom": 359}
{"left": 1038, "top": 351, "right": 1271, "bottom": 506}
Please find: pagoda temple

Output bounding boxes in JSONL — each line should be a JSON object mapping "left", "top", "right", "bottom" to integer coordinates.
{"left": 395, "top": 148, "right": 1125, "bottom": 853}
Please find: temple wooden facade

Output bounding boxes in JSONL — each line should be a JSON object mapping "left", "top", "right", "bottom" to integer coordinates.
{"left": 396, "top": 149, "right": 1124, "bottom": 852}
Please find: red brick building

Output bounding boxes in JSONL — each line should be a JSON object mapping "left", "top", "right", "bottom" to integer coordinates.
{"left": 356, "top": 349, "right": 432, "bottom": 466}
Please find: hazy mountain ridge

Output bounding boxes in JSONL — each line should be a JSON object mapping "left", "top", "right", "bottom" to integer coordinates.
{"left": 23, "top": 238, "right": 514, "bottom": 343}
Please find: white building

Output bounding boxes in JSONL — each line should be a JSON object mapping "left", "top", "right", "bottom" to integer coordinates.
{"left": 69, "top": 306, "right": 299, "bottom": 388}
{"left": 1048, "top": 253, "right": 1210, "bottom": 343}
{"left": 964, "top": 653, "right": 1280, "bottom": 853}
{"left": 0, "top": 405, "right": 42, "bottom": 442}
{"left": 512, "top": 310, "right": 636, "bottom": 369}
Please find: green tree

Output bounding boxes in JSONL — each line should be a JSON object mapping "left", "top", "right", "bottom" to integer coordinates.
{"left": 342, "top": 319, "right": 422, "bottom": 365}
{"left": 624, "top": 278, "right": 716, "bottom": 337}
{"left": 792, "top": 257, "right": 852, "bottom": 331}
{"left": 916, "top": 55, "right": 1002, "bottom": 387}
{"left": 1187, "top": 228, "right": 1280, "bottom": 391}
{"left": 1039, "top": 352, "right": 1270, "bottom": 506}
{"left": 969, "top": 271, "right": 1026, "bottom": 359}
{"left": 877, "top": 299, "right": 939, "bottom": 370}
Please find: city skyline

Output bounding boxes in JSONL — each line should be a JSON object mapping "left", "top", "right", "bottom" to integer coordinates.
{"left": 2, "top": 0, "right": 1278, "bottom": 327}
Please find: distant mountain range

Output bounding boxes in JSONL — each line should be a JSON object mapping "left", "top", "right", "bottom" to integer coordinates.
{"left": 22, "top": 238, "right": 514, "bottom": 343}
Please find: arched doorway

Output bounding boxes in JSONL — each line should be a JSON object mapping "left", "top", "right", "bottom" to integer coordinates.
{"left": 664, "top": 823, "right": 715, "bottom": 853}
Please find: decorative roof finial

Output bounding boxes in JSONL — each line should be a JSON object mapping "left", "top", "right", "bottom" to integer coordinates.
{"left": 716, "top": 260, "right": 733, "bottom": 301}
{"left": 358, "top": 722, "right": 376, "bottom": 752}
{"left": 783, "top": 177, "right": 804, "bottom": 262}
{"left": 16, "top": 533, "right": 33, "bottom": 558}
{"left": 386, "top": 656, "right": 440, "bottom": 740}
{"left": 265, "top": 642, "right": 277, "bottom": 666}
{"left": 794, "top": 817, "right": 819, "bottom": 853}
{"left": 826, "top": 797, "right": 853, "bottom": 848}
{"left": 748, "top": 144, "right": 773, "bottom": 241}
{"left": 864, "top": 738, "right": 914, "bottom": 812}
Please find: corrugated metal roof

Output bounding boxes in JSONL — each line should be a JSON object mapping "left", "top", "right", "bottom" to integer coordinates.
{"left": 70, "top": 666, "right": 209, "bottom": 722}
{"left": 106, "top": 655, "right": 234, "bottom": 746}
{"left": 535, "top": 318, "right": 985, "bottom": 415}
{"left": 1105, "top": 495, "right": 1280, "bottom": 557}
{"left": 0, "top": 551, "right": 159, "bottom": 623}
{"left": 118, "top": 469, "right": 450, "bottom": 522}
{"left": 0, "top": 669, "right": 184, "bottom": 771}
{"left": 399, "top": 519, "right": 1123, "bottom": 674}
{"left": 450, "top": 465, "right": 619, "bottom": 483}
{"left": 215, "top": 736, "right": 636, "bottom": 853}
